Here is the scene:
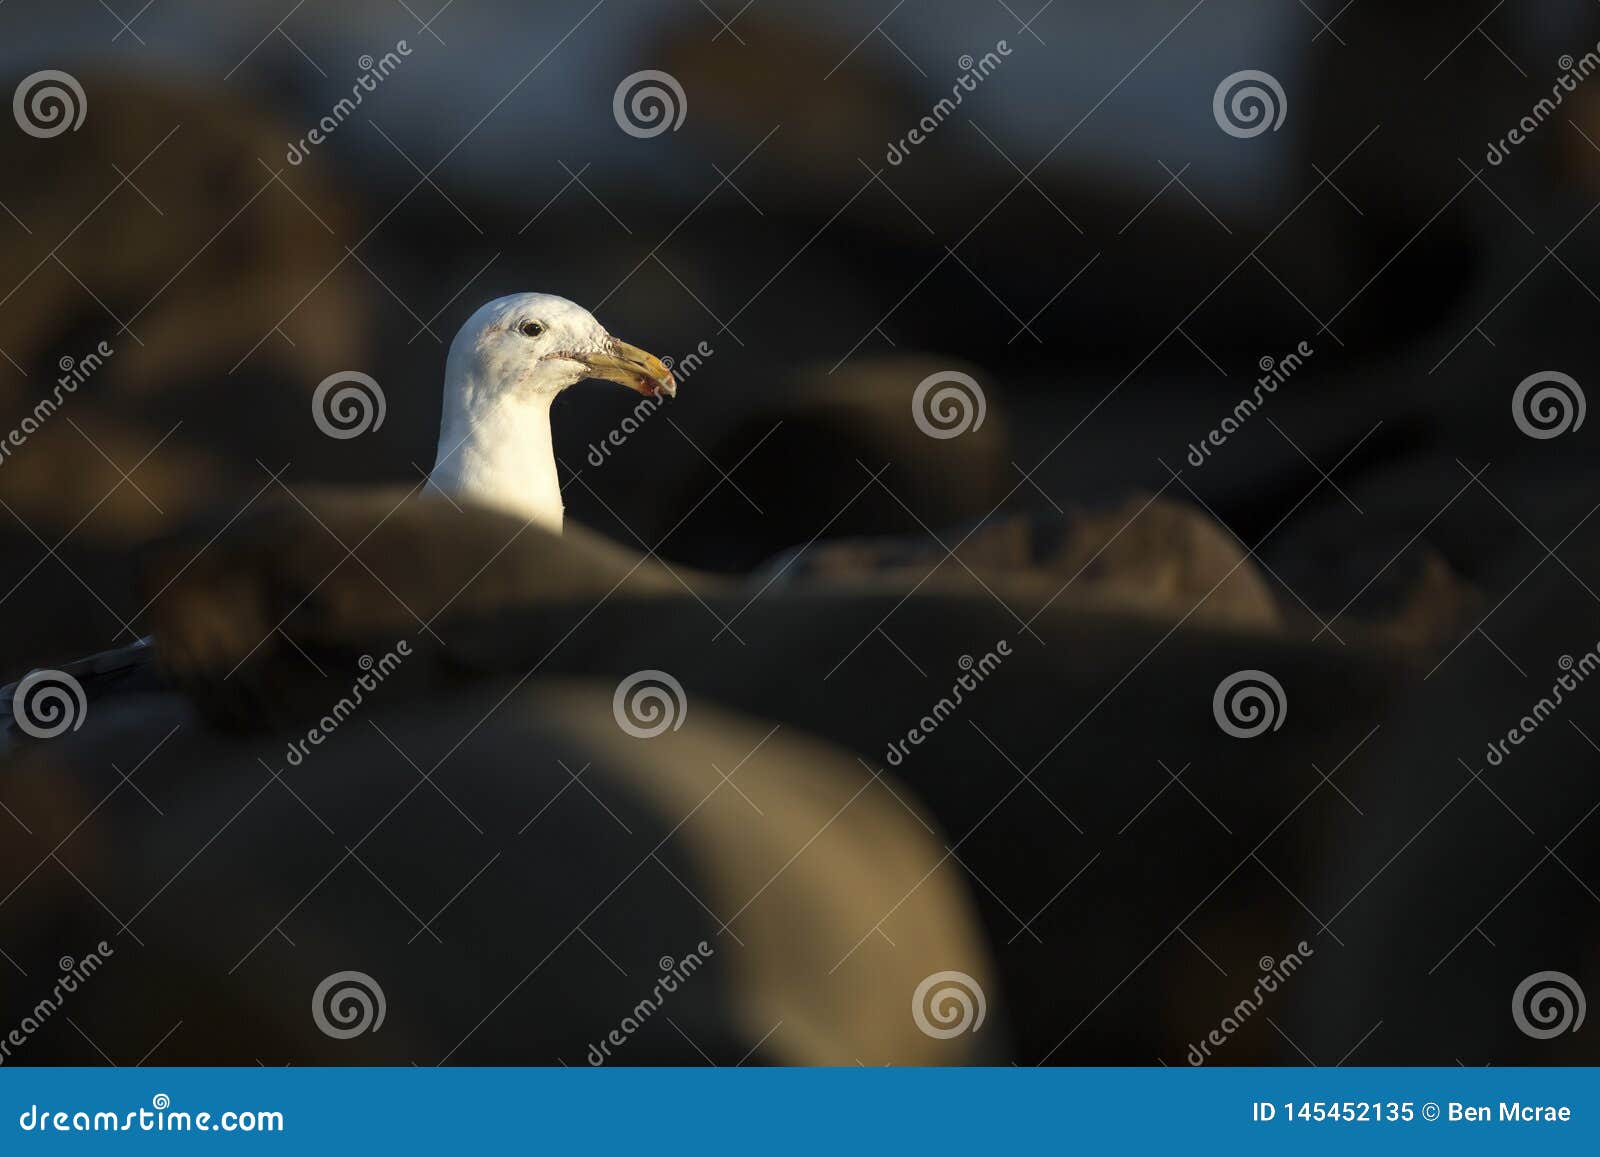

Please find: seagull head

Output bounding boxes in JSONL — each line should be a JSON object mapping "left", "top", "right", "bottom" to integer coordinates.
{"left": 428, "top": 292, "right": 677, "bottom": 532}
{"left": 446, "top": 292, "right": 675, "bottom": 402}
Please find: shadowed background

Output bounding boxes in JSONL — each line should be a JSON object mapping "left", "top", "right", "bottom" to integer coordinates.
{"left": 2, "top": 0, "right": 1600, "bottom": 1066}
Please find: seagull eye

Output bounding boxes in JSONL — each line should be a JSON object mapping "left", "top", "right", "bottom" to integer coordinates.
{"left": 518, "top": 320, "right": 546, "bottom": 338}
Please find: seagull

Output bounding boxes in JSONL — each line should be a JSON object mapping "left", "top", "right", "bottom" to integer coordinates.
{"left": 425, "top": 292, "right": 675, "bottom": 532}
{"left": 2, "top": 292, "right": 677, "bottom": 732}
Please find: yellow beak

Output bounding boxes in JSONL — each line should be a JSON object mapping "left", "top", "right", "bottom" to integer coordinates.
{"left": 573, "top": 338, "right": 676, "bottom": 398}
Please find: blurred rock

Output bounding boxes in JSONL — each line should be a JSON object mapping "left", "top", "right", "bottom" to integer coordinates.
{"left": 0, "top": 71, "right": 366, "bottom": 396}
{"left": 765, "top": 494, "right": 1282, "bottom": 631}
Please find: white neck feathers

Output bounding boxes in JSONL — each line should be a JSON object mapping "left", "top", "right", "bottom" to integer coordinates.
{"left": 427, "top": 370, "right": 564, "bottom": 533}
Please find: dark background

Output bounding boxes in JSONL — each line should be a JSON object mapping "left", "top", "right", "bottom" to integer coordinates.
{"left": 2, "top": 0, "right": 1600, "bottom": 1066}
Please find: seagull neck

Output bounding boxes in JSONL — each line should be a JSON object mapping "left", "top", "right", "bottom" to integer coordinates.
{"left": 429, "top": 383, "right": 564, "bottom": 532}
